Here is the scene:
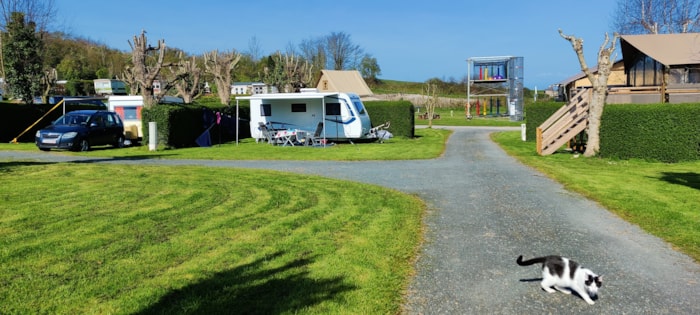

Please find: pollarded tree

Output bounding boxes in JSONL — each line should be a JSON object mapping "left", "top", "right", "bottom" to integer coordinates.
{"left": 3, "top": 11, "right": 43, "bottom": 104}
{"left": 204, "top": 49, "right": 241, "bottom": 105}
{"left": 170, "top": 52, "right": 201, "bottom": 103}
{"left": 613, "top": 0, "right": 700, "bottom": 34}
{"left": 262, "top": 51, "right": 314, "bottom": 93}
{"left": 128, "top": 30, "right": 167, "bottom": 107}
{"left": 559, "top": 29, "right": 620, "bottom": 157}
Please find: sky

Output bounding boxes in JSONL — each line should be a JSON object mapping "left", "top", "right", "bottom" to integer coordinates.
{"left": 53, "top": 0, "right": 619, "bottom": 89}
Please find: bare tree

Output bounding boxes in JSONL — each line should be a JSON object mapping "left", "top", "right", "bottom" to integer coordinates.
{"left": 422, "top": 83, "right": 439, "bottom": 128}
{"left": 613, "top": 0, "right": 700, "bottom": 34}
{"left": 559, "top": 29, "right": 620, "bottom": 157}
{"left": 204, "top": 49, "right": 241, "bottom": 105}
{"left": 0, "top": 0, "right": 55, "bottom": 31}
{"left": 247, "top": 35, "right": 263, "bottom": 61}
{"left": 299, "top": 37, "right": 326, "bottom": 84}
{"left": 170, "top": 52, "right": 201, "bottom": 103}
{"left": 118, "top": 66, "right": 140, "bottom": 95}
{"left": 262, "top": 51, "right": 314, "bottom": 93}
{"left": 326, "top": 31, "right": 363, "bottom": 70}
{"left": 127, "top": 30, "right": 167, "bottom": 107}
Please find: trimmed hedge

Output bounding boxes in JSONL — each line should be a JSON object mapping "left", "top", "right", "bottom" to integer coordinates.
{"left": 0, "top": 102, "right": 105, "bottom": 143}
{"left": 364, "top": 100, "right": 415, "bottom": 138}
{"left": 526, "top": 101, "right": 700, "bottom": 162}
{"left": 600, "top": 103, "right": 700, "bottom": 162}
{"left": 142, "top": 103, "right": 250, "bottom": 148}
{"left": 524, "top": 101, "right": 565, "bottom": 142}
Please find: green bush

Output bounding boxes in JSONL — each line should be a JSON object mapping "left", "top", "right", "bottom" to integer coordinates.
{"left": 524, "top": 101, "right": 565, "bottom": 142}
{"left": 600, "top": 103, "right": 700, "bottom": 162}
{"left": 365, "top": 100, "right": 415, "bottom": 138}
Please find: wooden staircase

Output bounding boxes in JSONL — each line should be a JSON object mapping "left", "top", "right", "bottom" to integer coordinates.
{"left": 536, "top": 89, "right": 590, "bottom": 155}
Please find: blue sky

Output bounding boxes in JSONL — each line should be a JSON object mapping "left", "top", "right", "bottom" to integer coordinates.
{"left": 54, "top": 0, "right": 618, "bottom": 89}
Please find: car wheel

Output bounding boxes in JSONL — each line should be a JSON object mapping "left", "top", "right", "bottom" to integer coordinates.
{"left": 78, "top": 139, "right": 90, "bottom": 152}
{"left": 114, "top": 135, "right": 125, "bottom": 148}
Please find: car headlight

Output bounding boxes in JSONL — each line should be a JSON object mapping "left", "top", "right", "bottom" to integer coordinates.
{"left": 35, "top": 130, "right": 41, "bottom": 137}
{"left": 63, "top": 132, "right": 78, "bottom": 138}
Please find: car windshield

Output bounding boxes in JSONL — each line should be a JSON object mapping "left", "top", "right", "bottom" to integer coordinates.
{"left": 54, "top": 113, "right": 91, "bottom": 126}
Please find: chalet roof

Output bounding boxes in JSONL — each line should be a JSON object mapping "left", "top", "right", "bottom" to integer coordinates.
{"left": 555, "top": 60, "right": 624, "bottom": 86}
{"left": 315, "top": 70, "right": 373, "bottom": 96}
{"left": 620, "top": 33, "right": 700, "bottom": 67}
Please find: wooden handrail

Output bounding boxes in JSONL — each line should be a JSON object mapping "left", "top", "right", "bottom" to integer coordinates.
{"left": 536, "top": 89, "right": 590, "bottom": 155}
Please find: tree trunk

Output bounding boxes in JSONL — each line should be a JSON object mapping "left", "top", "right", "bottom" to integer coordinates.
{"left": 559, "top": 30, "right": 619, "bottom": 157}
{"left": 128, "top": 30, "right": 166, "bottom": 107}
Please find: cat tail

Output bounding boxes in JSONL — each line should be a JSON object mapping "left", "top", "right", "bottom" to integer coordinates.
{"left": 516, "top": 255, "right": 547, "bottom": 266}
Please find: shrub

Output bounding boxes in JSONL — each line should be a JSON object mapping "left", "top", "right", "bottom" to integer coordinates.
{"left": 364, "top": 100, "right": 415, "bottom": 138}
{"left": 600, "top": 103, "right": 700, "bottom": 162}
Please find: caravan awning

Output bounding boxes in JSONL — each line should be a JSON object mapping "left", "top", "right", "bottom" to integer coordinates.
{"left": 236, "top": 92, "right": 338, "bottom": 101}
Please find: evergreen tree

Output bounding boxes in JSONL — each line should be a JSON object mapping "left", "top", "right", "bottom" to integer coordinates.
{"left": 3, "top": 12, "right": 43, "bottom": 103}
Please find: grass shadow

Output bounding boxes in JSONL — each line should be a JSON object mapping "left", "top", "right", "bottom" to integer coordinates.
{"left": 136, "top": 251, "right": 356, "bottom": 314}
{"left": 658, "top": 172, "right": 700, "bottom": 190}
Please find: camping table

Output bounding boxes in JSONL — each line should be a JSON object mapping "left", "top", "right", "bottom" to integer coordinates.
{"left": 275, "top": 129, "right": 299, "bottom": 146}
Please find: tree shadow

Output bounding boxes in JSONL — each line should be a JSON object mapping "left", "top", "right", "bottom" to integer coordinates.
{"left": 0, "top": 160, "right": 56, "bottom": 172}
{"left": 658, "top": 172, "right": 700, "bottom": 190}
{"left": 136, "top": 251, "right": 356, "bottom": 314}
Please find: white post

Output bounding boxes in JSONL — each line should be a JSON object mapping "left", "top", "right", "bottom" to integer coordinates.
{"left": 521, "top": 123, "right": 526, "bottom": 141}
{"left": 148, "top": 121, "right": 157, "bottom": 151}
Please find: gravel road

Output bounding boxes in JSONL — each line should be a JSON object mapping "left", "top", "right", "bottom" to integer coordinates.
{"left": 2, "top": 126, "right": 699, "bottom": 314}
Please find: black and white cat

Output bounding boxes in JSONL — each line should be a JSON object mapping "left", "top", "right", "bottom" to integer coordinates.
{"left": 517, "top": 255, "right": 603, "bottom": 305}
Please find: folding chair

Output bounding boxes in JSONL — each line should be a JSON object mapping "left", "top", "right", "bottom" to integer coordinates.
{"left": 307, "top": 122, "right": 326, "bottom": 146}
{"left": 258, "top": 122, "right": 276, "bottom": 144}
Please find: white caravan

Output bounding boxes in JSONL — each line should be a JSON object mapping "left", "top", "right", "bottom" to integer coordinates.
{"left": 240, "top": 89, "right": 373, "bottom": 142}
{"left": 107, "top": 95, "right": 143, "bottom": 142}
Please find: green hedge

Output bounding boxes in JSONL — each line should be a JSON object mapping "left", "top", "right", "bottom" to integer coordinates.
{"left": 524, "top": 101, "right": 565, "bottom": 142}
{"left": 600, "top": 103, "right": 700, "bottom": 162}
{"left": 0, "top": 102, "right": 105, "bottom": 143}
{"left": 142, "top": 103, "right": 251, "bottom": 148}
{"left": 365, "top": 100, "right": 415, "bottom": 138}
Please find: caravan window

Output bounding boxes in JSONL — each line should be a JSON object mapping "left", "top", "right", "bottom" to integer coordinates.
{"left": 291, "top": 103, "right": 306, "bottom": 112}
{"left": 261, "top": 104, "right": 271, "bottom": 116}
{"left": 123, "top": 106, "right": 138, "bottom": 120}
{"left": 352, "top": 99, "right": 366, "bottom": 115}
{"left": 326, "top": 103, "right": 341, "bottom": 115}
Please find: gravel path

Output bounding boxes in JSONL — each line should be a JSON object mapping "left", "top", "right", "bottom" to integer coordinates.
{"left": 2, "top": 126, "right": 699, "bottom": 314}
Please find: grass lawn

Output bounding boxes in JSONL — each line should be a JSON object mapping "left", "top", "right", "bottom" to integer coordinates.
{"left": 1, "top": 126, "right": 698, "bottom": 313}
{"left": 414, "top": 108, "right": 522, "bottom": 127}
{"left": 0, "top": 128, "right": 450, "bottom": 161}
{"left": 0, "top": 163, "right": 423, "bottom": 314}
{"left": 491, "top": 131, "right": 700, "bottom": 262}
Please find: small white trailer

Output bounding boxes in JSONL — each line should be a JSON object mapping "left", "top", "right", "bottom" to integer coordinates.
{"left": 107, "top": 95, "right": 143, "bottom": 142}
{"left": 94, "top": 79, "right": 127, "bottom": 95}
{"left": 238, "top": 89, "right": 373, "bottom": 142}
